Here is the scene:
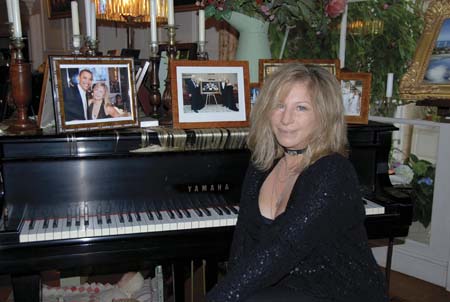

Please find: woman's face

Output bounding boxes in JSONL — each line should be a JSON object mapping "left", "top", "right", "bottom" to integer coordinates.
{"left": 93, "top": 85, "right": 106, "bottom": 100}
{"left": 270, "top": 82, "right": 318, "bottom": 150}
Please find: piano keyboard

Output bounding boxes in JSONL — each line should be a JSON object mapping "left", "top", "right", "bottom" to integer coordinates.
{"left": 18, "top": 200, "right": 385, "bottom": 243}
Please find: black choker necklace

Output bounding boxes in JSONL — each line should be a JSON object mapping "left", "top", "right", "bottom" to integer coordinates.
{"left": 284, "top": 147, "right": 306, "bottom": 155}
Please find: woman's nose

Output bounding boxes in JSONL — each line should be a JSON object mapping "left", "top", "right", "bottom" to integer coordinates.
{"left": 280, "top": 109, "right": 294, "bottom": 125}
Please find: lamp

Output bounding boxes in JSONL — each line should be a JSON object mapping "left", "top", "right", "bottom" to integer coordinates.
{"left": 95, "top": 0, "right": 168, "bottom": 48}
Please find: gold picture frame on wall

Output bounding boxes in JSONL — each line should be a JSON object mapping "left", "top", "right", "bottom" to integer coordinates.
{"left": 400, "top": 0, "right": 450, "bottom": 100}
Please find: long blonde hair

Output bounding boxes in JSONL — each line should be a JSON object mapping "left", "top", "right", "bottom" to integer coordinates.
{"left": 247, "top": 63, "right": 347, "bottom": 171}
{"left": 89, "top": 82, "right": 111, "bottom": 106}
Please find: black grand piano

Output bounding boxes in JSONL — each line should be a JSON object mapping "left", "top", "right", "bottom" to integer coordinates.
{"left": 0, "top": 122, "right": 412, "bottom": 301}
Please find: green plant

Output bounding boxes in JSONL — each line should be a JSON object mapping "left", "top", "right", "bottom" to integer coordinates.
{"left": 407, "top": 154, "right": 435, "bottom": 228}
{"left": 269, "top": 0, "right": 425, "bottom": 109}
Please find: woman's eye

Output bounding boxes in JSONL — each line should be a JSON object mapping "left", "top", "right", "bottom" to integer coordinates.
{"left": 276, "top": 103, "right": 285, "bottom": 110}
{"left": 296, "top": 105, "right": 307, "bottom": 111}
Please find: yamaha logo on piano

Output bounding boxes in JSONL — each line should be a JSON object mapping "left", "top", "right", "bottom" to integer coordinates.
{"left": 185, "top": 183, "right": 231, "bottom": 193}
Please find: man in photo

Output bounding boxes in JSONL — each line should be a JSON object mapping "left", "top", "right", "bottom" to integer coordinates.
{"left": 220, "top": 79, "right": 238, "bottom": 111}
{"left": 63, "top": 69, "right": 93, "bottom": 121}
{"left": 185, "top": 75, "right": 204, "bottom": 113}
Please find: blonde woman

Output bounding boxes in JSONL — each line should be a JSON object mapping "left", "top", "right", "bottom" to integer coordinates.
{"left": 206, "top": 64, "right": 387, "bottom": 302}
{"left": 88, "top": 82, "right": 125, "bottom": 120}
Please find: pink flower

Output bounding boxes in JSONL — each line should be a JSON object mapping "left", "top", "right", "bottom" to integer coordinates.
{"left": 383, "top": 3, "right": 390, "bottom": 10}
{"left": 325, "top": 0, "right": 347, "bottom": 18}
{"left": 260, "top": 5, "right": 270, "bottom": 15}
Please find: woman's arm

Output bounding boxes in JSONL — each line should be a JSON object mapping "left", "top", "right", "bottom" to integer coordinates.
{"left": 206, "top": 155, "right": 364, "bottom": 302}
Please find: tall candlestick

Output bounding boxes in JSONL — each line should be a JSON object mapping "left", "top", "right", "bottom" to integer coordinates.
{"left": 6, "top": 0, "right": 13, "bottom": 23}
{"left": 198, "top": 9, "right": 205, "bottom": 42}
{"left": 90, "top": 1, "right": 96, "bottom": 41}
{"left": 150, "top": 0, "right": 158, "bottom": 43}
{"left": 11, "top": 0, "right": 22, "bottom": 38}
{"left": 71, "top": 1, "right": 80, "bottom": 35}
{"left": 386, "top": 73, "right": 394, "bottom": 98}
{"left": 84, "top": 0, "right": 91, "bottom": 38}
{"left": 168, "top": 0, "right": 175, "bottom": 26}
{"left": 338, "top": 3, "right": 348, "bottom": 69}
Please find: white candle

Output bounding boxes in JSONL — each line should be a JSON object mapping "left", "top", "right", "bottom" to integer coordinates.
{"left": 386, "top": 73, "right": 394, "bottom": 98}
{"left": 150, "top": 0, "right": 158, "bottom": 43}
{"left": 168, "top": 0, "right": 175, "bottom": 26}
{"left": 11, "top": 0, "right": 22, "bottom": 38}
{"left": 198, "top": 9, "right": 205, "bottom": 42}
{"left": 71, "top": 1, "right": 80, "bottom": 36}
{"left": 84, "top": 0, "right": 91, "bottom": 38}
{"left": 338, "top": 4, "right": 348, "bottom": 69}
{"left": 90, "top": 1, "right": 96, "bottom": 41}
{"left": 6, "top": 0, "right": 13, "bottom": 23}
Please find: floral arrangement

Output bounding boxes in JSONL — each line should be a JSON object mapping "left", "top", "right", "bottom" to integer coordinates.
{"left": 392, "top": 153, "right": 435, "bottom": 228}
{"left": 196, "top": 0, "right": 347, "bottom": 24}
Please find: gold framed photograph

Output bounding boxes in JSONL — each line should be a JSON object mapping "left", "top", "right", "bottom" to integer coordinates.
{"left": 48, "top": 56, "right": 139, "bottom": 133}
{"left": 259, "top": 59, "right": 341, "bottom": 83}
{"left": 400, "top": 0, "right": 450, "bottom": 100}
{"left": 340, "top": 72, "right": 371, "bottom": 124}
{"left": 47, "top": 0, "right": 72, "bottom": 19}
{"left": 170, "top": 60, "right": 250, "bottom": 129}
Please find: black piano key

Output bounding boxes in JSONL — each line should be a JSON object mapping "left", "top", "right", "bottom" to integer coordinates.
{"left": 181, "top": 208, "right": 191, "bottom": 218}
{"left": 29, "top": 220, "right": 35, "bottom": 230}
{"left": 43, "top": 219, "right": 49, "bottom": 229}
{"left": 135, "top": 212, "right": 142, "bottom": 222}
{"left": 75, "top": 219, "right": 81, "bottom": 227}
{"left": 167, "top": 209, "right": 175, "bottom": 220}
{"left": 52, "top": 219, "right": 58, "bottom": 228}
{"left": 84, "top": 217, "right": 89, "bottom": 226}
{"left": 193, "top": 207, "right": 203, "bottom": 217}
{"left": 174, "top": 208, "right": 183, "bottom": 219}
{"left": 154, "top": 210, "right": 163, "bottom": 220}
{"left": 219, "top": 205, "right": 231, "bottom": 215}
{"left": 212, "top": 206, "right": 223, "bottom": 216}
{"left": 146, "top": 211, "right": 154, "bottom": 221}
{"left": 228, "top": 205, "right": 239, "bottom": 215}
{"left": 201, "top": 207, "right": 212, "bottom": 217}
{"left": 66, "top": 218, "right": 72, "bottom": 227}
{"left": 127, "top": 213, "right": 133, "bottom": 223}
{"left": 106, "top": 215, "right": 112, "bottom": 224}
{"left": 97, "top": 215, "right": 103, "bottom": 225}
{"left": 119, "top": 214, "right": 125, "bottom": 223}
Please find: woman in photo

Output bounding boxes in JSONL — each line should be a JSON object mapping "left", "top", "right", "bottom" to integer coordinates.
{"left": 206, "top": 63, "right": 387, "bottom": 302}
{"left": 88, "top": 82, "right": 128, "bottom": 120}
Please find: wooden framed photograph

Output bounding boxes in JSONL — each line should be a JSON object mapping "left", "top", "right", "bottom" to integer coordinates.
{"left": 48, "top": 56, "right": 138, "bottom": 133}
{"left": 259, "top": 59, "right": 341, "bottom": 83}
{"left": 340, "top": 72, "right": 371, "bottom": 124}
{"left": 400, "top": 0, "right": 450, "bottom": 101}
{"left": 170, "top": 60, "right": 250, "bottom": 129}
{"left": 47, "top": 0, "right": 72, "bottom": 19}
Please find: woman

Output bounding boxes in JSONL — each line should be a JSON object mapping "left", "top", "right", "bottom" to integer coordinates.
{"left": 88, "top": 82, "right": 125, "bottom": 119}
{"left": 206, "top": 64, "right": 387, "bottom": 302}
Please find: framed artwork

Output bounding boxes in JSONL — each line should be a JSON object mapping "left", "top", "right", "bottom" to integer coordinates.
{"left": 170, "top": 60, "right": 250, "bottom": 129}
{"left": 400, "top": 0, "right": 450, "bottom": 101}
{"left": 340, "top": 72, "right": 371, "bottom": 124}
{"left": 48, "top": 56, "right": 138, "bottom": 133}
{"left": 47, "top": 0, "right": 72, "bottom": 19}
{"left": 259, "top": 59, "right": 341, "bottom": 83}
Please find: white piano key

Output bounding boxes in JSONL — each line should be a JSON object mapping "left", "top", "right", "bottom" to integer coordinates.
{"left": 122, "top": 213, "right": 134, "bottom": 234}
{"left": 132, "top": 213, "right": 145, "bottom": 233}
{"left": 107, "top": 215, "right": 118, "bottom": 235}
{"left": 113, "top": 214, "right": 125, "bottom": 235}
{"left": 363, "top": 198, "right": 385, "bottom": 215}
{"left": 86, "top": 216, "right": 95, "bottom": 237}
{"left": 44, "top": 219, "right": 55, "bottom": 241}
{"left": 60, "top": 218, "right": 70, "bottom": 239}
{"left": 19, "top": 220, "right": 31, "bottom": 243}
{"left": 100, "top": 215, "right": 110, "bottom": 236}
{"left": 35, "top": 219, "right": 46, "bottom": 242}
{"left": 142, "top": 212, "right": 157, "bottom": 232}
{"left": 69, "top": 220, "right": 80, "bottom": 238}
{"left": 53, "top": 218, "right": 63, "bottom": 240}
{"left": 93, "top": 215, "right": 102, "bottom": 237}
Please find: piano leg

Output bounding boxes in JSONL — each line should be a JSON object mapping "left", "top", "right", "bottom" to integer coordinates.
{"left": 385, "top": 236, "right": 394, "bottom": 296}
{"left": 204, "top": 259, "right": 218, "bottom": 292}
{"left": 12, "top": 274, "right": 41, "bottom": 302}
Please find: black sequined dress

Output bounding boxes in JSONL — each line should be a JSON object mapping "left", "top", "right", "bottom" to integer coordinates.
{"left": 206, "top": 153, "right": 388, "bottom": 302}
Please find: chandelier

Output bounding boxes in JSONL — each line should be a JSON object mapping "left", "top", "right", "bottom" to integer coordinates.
{"left": 96, "top": 0, "right": 168, "bottom": 24}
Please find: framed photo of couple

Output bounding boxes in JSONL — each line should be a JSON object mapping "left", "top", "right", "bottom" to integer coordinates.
{"left": 43, "top": 56, "right": 139, "bottom": 133}
{"left": 170, "top": 60, "right": 250, "bottom": 129}
{"left": 340, "top": 72, "right": 371, "bottom": 124}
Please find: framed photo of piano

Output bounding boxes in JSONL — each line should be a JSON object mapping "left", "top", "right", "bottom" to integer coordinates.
{"left": 170, "top": 60, "right": 251, "bottom": 129}
{"left": 258, "top": 59, "right": 341, "bottom": 84}
{"left": 46, "top": 56, "right": 139, "bottom": 133}
{"left": 340, "top": 72, "right": 371, "bottom": 124}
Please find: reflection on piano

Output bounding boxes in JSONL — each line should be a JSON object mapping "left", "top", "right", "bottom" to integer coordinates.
{"left": 0, "top": 122, "right": 412, "bottom": 302}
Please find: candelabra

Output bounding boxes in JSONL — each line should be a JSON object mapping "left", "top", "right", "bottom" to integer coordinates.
{"left": 85, "top": 37, "right": 99, "bottom": 56}
{"left": 72, "top": 34, "right": 82, "bottom": 56}
{"left": 7, "top": 37, "right": 39, "bottom": 134}
{"left": 148, "top": 42, "right": 161, "bottom": 119}
{"left": 160, "top": 25, "right": 178, "bottom": 125}
{"left": 197, "top": 41, "right": 209, "bottom": 61}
